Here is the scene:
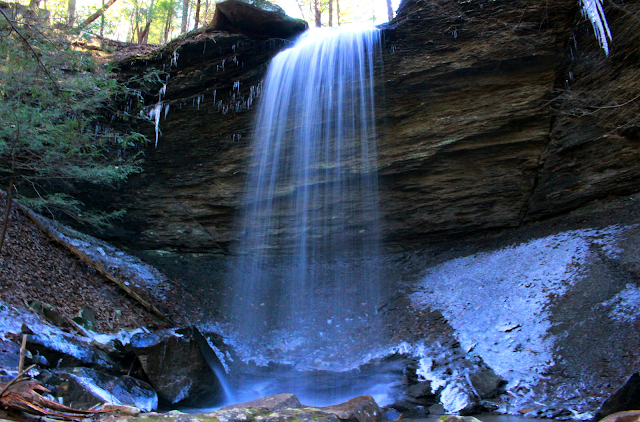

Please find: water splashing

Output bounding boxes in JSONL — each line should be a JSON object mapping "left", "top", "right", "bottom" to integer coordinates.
{"left": 226, "top": 26, "right": 383, "bottom": 403}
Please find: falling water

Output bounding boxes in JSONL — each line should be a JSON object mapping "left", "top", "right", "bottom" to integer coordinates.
{"left": 227, "top": 26, "right": 383, "bottom": 402}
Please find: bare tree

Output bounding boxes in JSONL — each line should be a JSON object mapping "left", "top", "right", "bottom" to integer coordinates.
{"left": 180, "top": 0, "right": 188, "bottom": 32}
{"left": 314, "top": 0, "right": 321, "bottom": 27}
{"left": 67, "top": 0, "right": 75, "bottom": 25}
{"left": 336, "top": 0, "right": 340, "bottom": 25}
{"left": 328, "top": 0, "right": 332, "bottom": 26}
{"left": 194, "top": 0, "right": 201, "bottom": 28}
{"left": 386, "top": 0, "right": 393, "bottom": 21}
{"left": 163, "top": 6, "right": 173, "bottom": 42}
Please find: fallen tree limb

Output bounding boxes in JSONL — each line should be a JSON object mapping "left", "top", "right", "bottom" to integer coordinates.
{"left": 0, "top": 371, "right": 112, "bottom": 420}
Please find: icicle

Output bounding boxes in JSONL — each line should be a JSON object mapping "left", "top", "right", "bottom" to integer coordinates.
{"left": 158, "top": 84, "right": 166, "bottom": 101}
{"left": 579, "top": 0, "right": 612, "bottom": 54}
{"left": 171, "top": 50, "right": 180, "bottom": 67}
{"left": 147, "top": 102, "right": 163, "bottom": 147}
{"left": 164, "top": 104, "right": 170, "bottom": 118}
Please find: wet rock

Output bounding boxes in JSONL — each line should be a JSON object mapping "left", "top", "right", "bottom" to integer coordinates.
{"left": 72, "top": 307, "right": 97, "bottom": 332}
{"left": 322, "top": 396, "right": 382, "bottom": 422}
{"left": 0, "top": 338, "right": 21, "bottom": 372}
{"left": 208, "top": 0, "right": 308, "bottom": 40}
{"left": 437, "top": 416, "right": 483, "bottom": 422}
{"left": 428, "top": 404, "right": 445, "bottom": 415}
{"left": 215, "top": 406, "right": 340, "bottom": 422}
{"left": 594, "top": 374, "right": 640, "bottom": 421}
{"left": 438, "top": 383, "right": 477, "bottom": 416}
{"left": 598, "top": 411, "right": 640, "bottom": 422}
{"left": 220, "top": 393, "right": 302, "bottom": 411}
{"left": 381, "top": 408, "right": 401, "bottom": 421}
{"left": 40, "top": 367, "right": 158, "bottom": 411}
{"left": 102, "top": 403, "right": 143, "bottom": 416}
{"left": 402, "top": 381, "right": 436, "bottom": 406}
{"left": 467, "top": 367, "right": 503, "bottom": 399}
{"left": 130, "top": 328, "right": 225, "bottom": 406}
{"left": 26, "top": 331, "right": 120, "bottom": 372}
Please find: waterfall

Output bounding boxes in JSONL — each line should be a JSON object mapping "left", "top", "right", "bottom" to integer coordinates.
{"left": 226, "top": 26, "right": 383, "bottom": 403}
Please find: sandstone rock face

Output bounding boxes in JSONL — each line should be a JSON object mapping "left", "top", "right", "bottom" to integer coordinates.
{"left": 90, "top": 0, "right": 639, "bottom": 255}
{"left": 77, "top": 0, "right": 640, "bottom": 416}
{"left": 91, "top": 31, "right": 292, "bottom": 253}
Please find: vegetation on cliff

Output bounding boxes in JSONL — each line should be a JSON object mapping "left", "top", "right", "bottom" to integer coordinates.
{"left": 0, "top": 15, "right": 149, "bottom": 242}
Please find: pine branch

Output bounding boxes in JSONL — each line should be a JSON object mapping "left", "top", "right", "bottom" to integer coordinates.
{"left": 0, "top": 9, "right": 63, "bottom": 95}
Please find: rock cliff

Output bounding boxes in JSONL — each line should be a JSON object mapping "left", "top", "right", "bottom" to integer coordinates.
{"left": 90, "top": 0, "right": 640, "bottom": 255}
{"left": 57, "top": 0, "right": 640, "bottom": 414}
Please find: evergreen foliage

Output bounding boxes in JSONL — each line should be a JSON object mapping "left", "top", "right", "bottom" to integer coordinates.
{"left": 0, "top": 19, "right": 148, "bottom": 229}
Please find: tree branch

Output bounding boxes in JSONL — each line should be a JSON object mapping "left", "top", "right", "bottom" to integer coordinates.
{"left": 0, "top": 9, "right": 63, "bottom": 95}
{"left": 78, "top": 0, "right": 118, "bottom": 29}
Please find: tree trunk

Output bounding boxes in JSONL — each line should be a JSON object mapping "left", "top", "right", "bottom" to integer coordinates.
{"left": 180, "top": 0, "right": 189, "bottom": 32}
{"left": 328, "top": 0, "right": 332, "bottom": 26}
{"left": 194, "top": 0, "right": 201, "bottom": 28}
{"left": 100, "top": 0, "right": 104, "bottom": 35}
{"left": 164, "top": 8, "right": 172, "bottom": 43}
{"left": 336, "top": 0, "right": 340, "bottom": 26}
{"left": 67, "top": 0, "right": 75, "bottom": 25}
{"left": 139, "top": 21, "right": 151, "bottom": 43}
{"left": 78, "top": 0, "right": 117, "bottom": 29}
{"left": 203, "top": 0, "right": 210, "bottom": 24}
{"left": 386, "top": 0, "right": 393, "bottom": 21}
{"left": 0, "top": 176, "right": 13, "bottom": 254}
{"left": 314, "top": 0, "right": 321, "bottom": 27}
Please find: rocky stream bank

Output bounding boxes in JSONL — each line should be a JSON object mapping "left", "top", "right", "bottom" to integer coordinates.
{"left": 2, "top": 0, "right": 640, "bottom": 420}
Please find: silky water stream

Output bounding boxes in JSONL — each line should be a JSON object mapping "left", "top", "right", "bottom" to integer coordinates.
{"left": 225, "top": 26, "right": 387, "bottom": 405}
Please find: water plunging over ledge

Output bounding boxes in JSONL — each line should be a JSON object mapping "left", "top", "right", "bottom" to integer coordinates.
{"left": 225, "top": 26, "right": 384, "bottom": 404}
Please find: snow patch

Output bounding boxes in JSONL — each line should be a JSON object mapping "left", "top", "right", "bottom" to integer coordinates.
{"left": 412, "top": 225, "right": 626, "bottom": 385}
{"left": 602, "top": 283, "right": 640, "bottom": 322}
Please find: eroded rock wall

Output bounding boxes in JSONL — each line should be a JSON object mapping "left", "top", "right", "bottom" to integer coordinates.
{"left": 94, "top": 0, "right": 640, "bottom": 255}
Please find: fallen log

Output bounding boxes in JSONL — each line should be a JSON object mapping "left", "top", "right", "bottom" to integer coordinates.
{"left": 11, "top": 196, "right": 171, "bottom": 324}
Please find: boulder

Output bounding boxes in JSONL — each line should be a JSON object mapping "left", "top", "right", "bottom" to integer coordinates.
{"left": 101, "top": 403, "right": 143, "bottom": 416}
{"left": 215, "top": 406, "right": 340, "bottom": 422}
{"left": 130, "top": 328, "right": 225, "bottom": 407}
{"left": 208, "top": 0, "right": 307, "bottom": 40}
{"left": 39, "top": 367, "right": 158, "bottom": 411}
{"left": 594, "top": 374, "right": 640, "bottom": 421}
{"left": 402, "top": 380, "right": 436, "bottom": 406}
{"left": 322, "top": 396, "right": 382, "bottom": 422}
{"left": 220, "top": 393, "right": 302, "bottom": 411}
{"left": 438, "top": 416, "right": 484, "bottom": 422}
{"left": 467, "top": 367, "right": 503, "bottom": 399}
{"left": 26, "top": 331, "right": 120, "bottom": 372}
{"left": 598, "top": 411, "right": 640, "bottom": 422}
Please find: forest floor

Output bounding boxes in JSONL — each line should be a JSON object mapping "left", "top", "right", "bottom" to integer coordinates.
{"left": 0, "top": 190, "right": 189, "bottom": 334}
